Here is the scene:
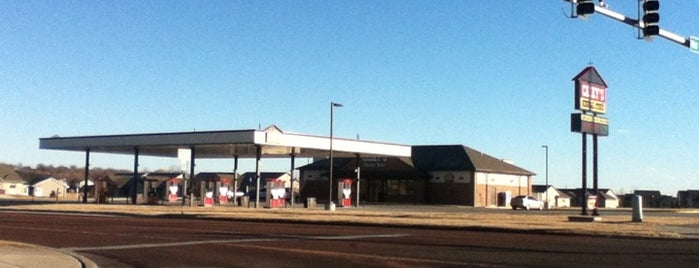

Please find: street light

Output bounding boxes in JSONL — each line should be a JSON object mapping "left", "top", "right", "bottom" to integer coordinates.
{"left": 541, "top": 145, "right": 549, "bottom": 209}
{"left": 327, "top": 102, "right": 343, "bottom": 210}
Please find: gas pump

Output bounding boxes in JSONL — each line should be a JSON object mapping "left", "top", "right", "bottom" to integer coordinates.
{"left": 167, "top": 178, "right": 180, "bottom": 203}
{"left": 218, "top": 178, "right": 230, "bottom": 205}
{"left": 201, "top": 179, "right": 215, "bottom": 207}
{"left": 266, "top": 179, "right": 286, "bottom": 208}
{"left": 337, "top": 178, "right": 352, "bottom": 207}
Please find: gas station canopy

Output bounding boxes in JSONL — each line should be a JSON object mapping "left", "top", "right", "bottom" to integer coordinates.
{"left": 39, "top": 126, "right": 412, "bottom": 159}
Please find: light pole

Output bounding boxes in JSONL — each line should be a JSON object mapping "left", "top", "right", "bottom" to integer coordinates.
{"left": 328, "top": 102, "right": 343, "bottom": 210}
{"left": 541, "top": 145, "right": 549, "bottom": 209}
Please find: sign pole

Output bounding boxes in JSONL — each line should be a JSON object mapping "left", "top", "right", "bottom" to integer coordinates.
{"left": 581, "top": 133, "right": 588, "bottom": 216}
{"left": 592, "top": 134, "right": 600, "bottom": 216}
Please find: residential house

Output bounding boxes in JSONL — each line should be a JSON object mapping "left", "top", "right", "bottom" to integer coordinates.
{"left": 558, "top": 188, "right": 618, "bottom": 209}
{"left": 678, "top": 190, "right": 699, "bottom": 208}
{"left": 532, "top": 185, "right": 570, "bottom": 208}
{"left": 0, "top": 164, "right": 27, "bottom": 195}
{"left": 633, "top": 190, "right": 663, "bottom": 208}
{"left": 596, "top": 189, "right": 619, "bottom": 208}
{"left": 30, "top": 177, "right": 69, "bottom": 197}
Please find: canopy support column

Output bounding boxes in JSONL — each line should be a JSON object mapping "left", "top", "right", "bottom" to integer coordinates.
{"left": 355, "top": 154, "right": 361, "bottom": 207}
{"left": 290, "top": 148, "right": 296, "bottom": 207}
{"left": 132, "top": 147, "right": 139, "bottom": 205}
{"left": 255, "top": 145, "right": 261, "bottom": 208}
{"left": 189, "top": 146, "right": 196, "bottom": 207}
{"left": 233, "top": 155, "right": 239, "bottom": 204}
{"left": 82, "top": 149, "right": 90, "bottom": 203}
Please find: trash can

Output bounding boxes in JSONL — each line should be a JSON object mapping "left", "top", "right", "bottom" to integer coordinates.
{"left": 304, "top": 197, "right": 316, "bottom": 208}
{"left": 147, "top": 191, "right": 158, "bottom": 205}
{"left": 240, "top": 196, "right": 250, "bottom": 207}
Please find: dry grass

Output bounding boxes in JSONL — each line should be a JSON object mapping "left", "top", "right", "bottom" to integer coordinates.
{"left": 2, "top": 201, "right": 698, "bottom": 239}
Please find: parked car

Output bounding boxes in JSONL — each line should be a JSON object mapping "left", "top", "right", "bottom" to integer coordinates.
{"left": 510, "top": 195, "right": 544, "bottom": 210}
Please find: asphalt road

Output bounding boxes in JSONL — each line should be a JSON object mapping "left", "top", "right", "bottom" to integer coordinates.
{"left": 1, "top": 211, "right": 698, "bottom": 268}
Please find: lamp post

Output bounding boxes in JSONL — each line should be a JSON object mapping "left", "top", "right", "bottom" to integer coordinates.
{"left": 541, "top": 145, "right": 549, "bottom": 209}
{"left": 327, "top": 102, "right": 343, "bottom": 210}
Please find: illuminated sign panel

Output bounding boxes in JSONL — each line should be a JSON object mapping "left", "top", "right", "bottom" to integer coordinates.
{"left": 572, "top": 67, "right": 608, "bottom": 115}
{"left": 575, "top": 81, "right": 607, "bottom": 114}
{"left": 571, "top": 113, "right": 609, "bottom": 136}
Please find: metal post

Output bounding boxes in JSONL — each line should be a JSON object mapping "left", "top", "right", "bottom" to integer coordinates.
{"left": 581, "top": 134, "right": 588, "bottom": 215}
{"left": 189, "top": 146, "right": 195, "bottom": 207}
{"left": 83, "top": 149, "right": 90, "bottom": 203}
{"left": 255, "top": 145, "right": 261, "bottom": 208}
{"left": 233, "top": 155, "right": 238, "bottom": 205}
{"left": 290, "top": 148, "right": 296, "bottom": 207}
{"left": 541, "top": 145, "right": 548, "bottom": 209}
{"left": 355, "top": 154, "right": 361, "bottom": 207}
{"left": 592, "top": 134, "right": 599, "bottom": 216}
{"left": 132, "top": 147, "right": 139, "bottom": 205}
{"left": 328, "top": 102, "right": 342, "bottom": 210}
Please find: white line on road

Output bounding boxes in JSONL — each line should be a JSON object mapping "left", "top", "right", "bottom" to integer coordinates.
{"left": 62, "top": 233, "right": 409, "bottom": 252}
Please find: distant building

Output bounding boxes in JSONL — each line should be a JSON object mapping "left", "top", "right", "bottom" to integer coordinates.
{"left": 633, "top": 190, "right": 663, "bottom": 208}
{"left": 558, "top": 188, "right": 618, "bottom": 209}
{"left": 299, "top": 145, "right": 535, "bottom": 206}
{"left": 30, "top": 177, "right": 69, "bottom": 198}
{"left": 532, "top": 185, "right": 570, "bottom": 208}
{"left": 678, "top": 190, "right": 699, "bottom": 208}
{"left": 0, "top": 165, "right": 69, "bottom": 197}
{"left": 0, "top": 164, "right": 26, "bottom": 195}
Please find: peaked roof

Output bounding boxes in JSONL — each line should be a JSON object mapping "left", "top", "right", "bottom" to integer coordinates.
{"left": 532, "top": 185, "right": 554, "bottom": 193}
{"left": 33, "top": 177, "right": 69, "bottom": 188}
{"left": 572, "top": 66, "right": 608, "bottom": 87}
{"left": 0, "top": 164, "right": 24, "bottom": 183}
{"left": 412, "top": 145, "right": 535, "bottom": 176}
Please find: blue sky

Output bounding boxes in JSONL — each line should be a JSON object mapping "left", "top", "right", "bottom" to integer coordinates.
{"left": 2, "top": 1, "right": 698, "bottom": 196}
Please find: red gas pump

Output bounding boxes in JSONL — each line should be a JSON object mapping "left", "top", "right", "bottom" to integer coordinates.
{"left": 218, "top": 178, "right": 230, "bottom": 205}
{"left": 337, "top": 178, "right": 352, "bottom": 207}
{"left": 266, "top": 179, "right": 286, "bottom": 208}
{"left": 168, "top": 178, "right": 180, "bottom": 203}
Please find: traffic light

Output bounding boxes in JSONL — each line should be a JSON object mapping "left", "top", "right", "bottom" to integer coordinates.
{"left": 576, "top": 0, "right": 595, "bottom": 18}
{"left": 642, "top": 0, "right": 660, "bottom": 37}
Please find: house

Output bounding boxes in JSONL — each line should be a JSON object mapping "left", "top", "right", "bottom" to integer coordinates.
{"left": 0, "top": 164, "right": 27, "bottom": 195}
{"left": 633, "top": 190, "right": 663, "bottom": 208}
{"left": 678, "top": 190, "right": 699, "bottom": 208}
{"left": 298, "top": 145, "right": 535, "bottom": 207}
{"left": 558, "top": 188, "right": 618, "bottom": 209}
{"left": 30, "top": 177, "right": 69, "bottom": 197}
{"left": 596, "top": 189, "right": 619, "bottom": 208}
{"left": 1, "top": 165, "right": 69, "bottom": 197}
{"left": 532, "top": 185, "right": 570, "bottom": 208}
{"left": 559, "top": 188, "right": 621, "bottom": 209}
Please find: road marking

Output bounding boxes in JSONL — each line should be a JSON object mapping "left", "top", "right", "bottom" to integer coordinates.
{"left": 62, "top": 233, "right": 409, "bottom": 252}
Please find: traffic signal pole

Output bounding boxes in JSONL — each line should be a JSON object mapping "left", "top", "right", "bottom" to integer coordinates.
{"left": 592, "top": 5, "right": 690, "bottom": 48}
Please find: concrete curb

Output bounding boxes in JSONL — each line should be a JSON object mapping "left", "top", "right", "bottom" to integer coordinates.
{"left": 0, "top": 242, "right": 98, "bottom": 268}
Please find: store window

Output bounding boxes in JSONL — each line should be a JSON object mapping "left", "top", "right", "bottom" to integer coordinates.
{"left": 387, "top": 179, "right": 415, "bottom": 196}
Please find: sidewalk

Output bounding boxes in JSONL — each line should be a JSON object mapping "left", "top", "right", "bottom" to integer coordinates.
{"left": 0, "top": 242, "right": 97, "bottom": 268}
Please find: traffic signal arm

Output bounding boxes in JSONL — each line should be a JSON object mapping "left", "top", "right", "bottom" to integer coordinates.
{"left": 593, "top": 5, "right": 690, "bottom": 48}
